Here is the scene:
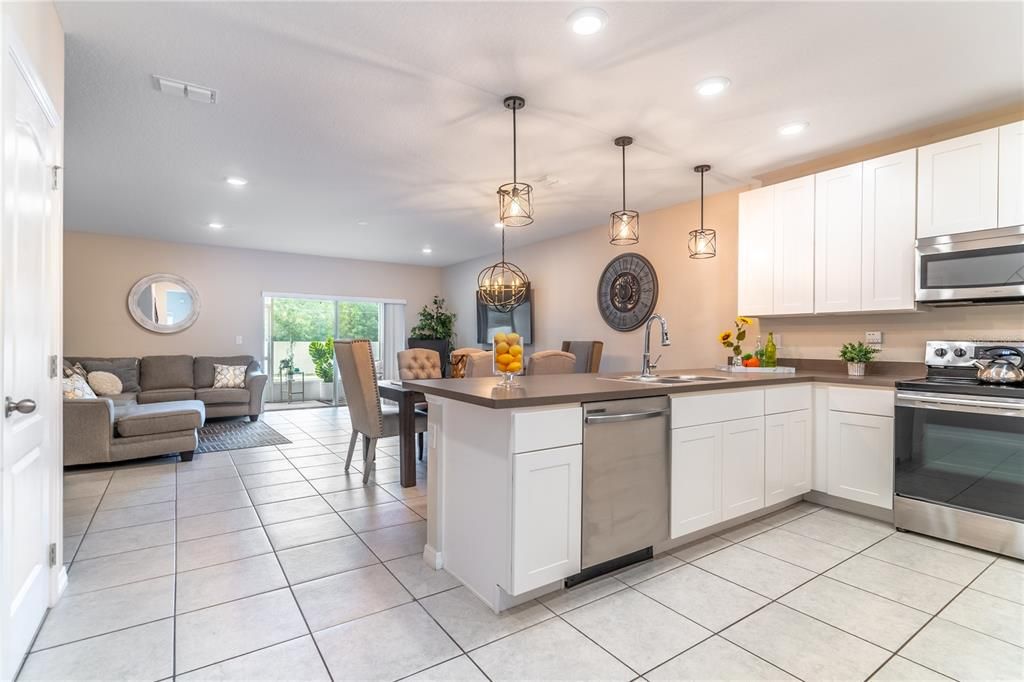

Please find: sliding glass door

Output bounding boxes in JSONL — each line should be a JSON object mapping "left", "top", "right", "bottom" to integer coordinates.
{"left": 265, "top": 296, "right": 382, "bottom": 407}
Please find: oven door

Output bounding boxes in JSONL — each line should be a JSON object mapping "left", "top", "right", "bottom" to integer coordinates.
{"left": 895, "top": 391, "right": 1024, "bottom": 522}
{"left": 915, "top": 226, "right": 1024, "bottom": 303}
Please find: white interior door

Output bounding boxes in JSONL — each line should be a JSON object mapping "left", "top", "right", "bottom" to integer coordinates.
{"left": 1, "top": 36, "right": 61, "bottom": 680}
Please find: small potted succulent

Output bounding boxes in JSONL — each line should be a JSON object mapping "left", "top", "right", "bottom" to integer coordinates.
{"left": 839, "top": 341, "right": 880, "bottom": 376}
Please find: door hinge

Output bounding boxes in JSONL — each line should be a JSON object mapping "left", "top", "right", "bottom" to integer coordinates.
{"left": 51, "top": 165, "right": 62, "bottom": 191}
{"left": 48, "top": 542, "right": 57, "bottom": 567}
{"left": 49, "top": 354, "right": 59, "bottom": 379}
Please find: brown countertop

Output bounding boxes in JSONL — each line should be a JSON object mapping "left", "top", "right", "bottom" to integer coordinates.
{"left": 403, "top": 363, "right": 924, "bottom": 409}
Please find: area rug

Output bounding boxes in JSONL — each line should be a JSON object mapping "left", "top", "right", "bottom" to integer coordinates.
{"left": 195, "top": 419, "right": 292, "bottom": 454}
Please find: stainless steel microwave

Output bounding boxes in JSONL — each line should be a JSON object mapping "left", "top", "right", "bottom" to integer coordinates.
{"left": 916, "top": 226, "right": 1024, "bottom": 305}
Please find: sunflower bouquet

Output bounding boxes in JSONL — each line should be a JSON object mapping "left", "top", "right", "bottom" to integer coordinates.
{"left": 719, "top": 317, "right": 753, "bottom": 359}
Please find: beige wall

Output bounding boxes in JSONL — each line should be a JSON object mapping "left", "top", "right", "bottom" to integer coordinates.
{"left": 443, "top": 189, "right": 743, "bottom": 373}
{"left": 63, "top": 232, "right": 444, "bottom": 361}
{"left": 443, "top": 105, "right": 1024, "bottom": 369}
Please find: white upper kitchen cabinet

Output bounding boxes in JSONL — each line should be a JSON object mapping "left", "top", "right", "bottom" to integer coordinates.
{"left": 737, "top": 185, "right": 775, "bottom": 316}
{"left": 861, "top": 149, "right": 917, "bottom": 311}
{"left": 917, "top": 128, "right": 999, "bottom": 238}
{"left": 773, "top": 176, "right": 816, "bottom": 314}
{"left": 815, "top": 163, "right": 863, "bottom": 312}
{"left": 670, "top": 424, "right": 723, "bottom": 538}
{"left": 998, "top": 121, "right": 1024, "bottom": 228}
{"left": 721, "top": 416, "right": 766, "bottom": 521}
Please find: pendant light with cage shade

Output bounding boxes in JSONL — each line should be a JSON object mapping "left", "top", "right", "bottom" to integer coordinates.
{"left": 609, "top": 136, "right": 639, "bottom": 245}
{"left": 496, "top": 96, "right": 534, "bottom": 228}
{"left": 688, "top": 164, "right": 717, "bottom": 259}
{"left": 477, "top": 225, "right": 530, "bottom": 312}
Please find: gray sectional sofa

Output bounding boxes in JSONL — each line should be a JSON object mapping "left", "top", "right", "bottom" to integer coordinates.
{"left": 63, "top": 354, "right": 268, "bottom": 466}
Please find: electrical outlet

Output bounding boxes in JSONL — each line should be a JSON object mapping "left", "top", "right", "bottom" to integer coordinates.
{"left": 866, "top": 331, "right": 883, "bottom": 349}
{"left": 235, "top": 336, "right": 243, "bottom": 345}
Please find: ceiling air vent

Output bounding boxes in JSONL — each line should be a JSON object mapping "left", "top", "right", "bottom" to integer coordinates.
{"left": 152, "top": 75, "right": 217, "bottom": 104}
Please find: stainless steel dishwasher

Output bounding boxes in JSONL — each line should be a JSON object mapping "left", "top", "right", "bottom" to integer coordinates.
{"left": 570, "top": 395, "right": 670, "bottom": 585}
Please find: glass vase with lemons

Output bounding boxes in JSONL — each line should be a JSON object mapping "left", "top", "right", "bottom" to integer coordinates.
{"left": 493, "top": 331, "right": 526, "bottom": 387}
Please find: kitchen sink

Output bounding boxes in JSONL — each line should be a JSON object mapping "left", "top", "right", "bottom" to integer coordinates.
{"left": 611, "top": 375, "right": 729, "bottom": 384}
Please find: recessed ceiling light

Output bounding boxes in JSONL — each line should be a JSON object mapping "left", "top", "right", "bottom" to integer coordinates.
{"left": 494, "top": 222, "right": 504, "bottom": 228}
{"left": 695, "top": 77, "right": 731, "bottom": 97}
{"left": 357, "top": 221, "right": 369, "bottom": 226}
{"left": 225, "top": 176, "right": 248, "bottom": 187}
{"left": 567, "top": 7, "right": 608, "bottom": 35}
{"left": 422, "top": 247, "right": 433, "bottom": 254}
{"left": 208, "top": 222, "right": 224, "bottom": 229}
{"left": 778, "top": 121, "right": 809, "bottom": 137}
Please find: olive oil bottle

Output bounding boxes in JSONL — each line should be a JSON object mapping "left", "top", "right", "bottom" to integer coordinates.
{"left": 764, "top": 332, "right": 778, "bottom": 368}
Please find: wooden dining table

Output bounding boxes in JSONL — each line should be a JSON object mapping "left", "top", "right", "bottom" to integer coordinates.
{"left": 377, "top": 380, "right": 425, "bottom": 488}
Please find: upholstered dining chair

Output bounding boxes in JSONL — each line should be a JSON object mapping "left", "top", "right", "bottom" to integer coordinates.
{"left": 450, "top": 347, "right": 486, "bottom": 378}
{"left": 397, "top": 348, "right": 440, "bottom": 459}
{"left": 561, "top": 341, "right": 604, "bottom": 373}
{"left": 527, "top": 350, "right": 577, "bottom": 375}
{"left": 335, "top": 339, "right": 427, "bottom": 484}
{"left": 464, "top": 350, "right": 494, "bottom": 377}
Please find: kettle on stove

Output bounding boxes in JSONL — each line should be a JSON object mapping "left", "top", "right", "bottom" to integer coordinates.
{"left": 972, "top": 347, "right": 1024, "bottom": 385}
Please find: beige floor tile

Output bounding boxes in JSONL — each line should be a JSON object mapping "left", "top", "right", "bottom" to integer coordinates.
{"left": 895, "top": 531, "right": 997, "bottom": 562}
{"left": 469, "top": 618, "right": 634, "bottom": 681}
{"left": 87, "top": 501, "right": 176, "bottom": 533}
{"left": 175, "top": 589, "right": 309, "bottom": 673}
{"left": 539, "top": 576, "right": 627, "bottom": 615}
{"left": 902, "top": 618, "right": 1024, "bottom": 681}
{"left": 406, "top": 655, "right": 487, "bottom": 681}
{"left": 722, "top": 603, "right": 889, "bottom": 681}
{"left": 76, "top": 520, "right": 175, "bottom": 560}
{"left": 359, "top": 520, "right": 427, "bottom": 561}
{"left": 19, "top": 619, "right": 173, "bottom": 682}
{"left": 779, "top": 510, "right": 892, "bottom": 552}
{"left": 314, "top": 602, "right": 460, "bottom": 681}
{"left": 176, "top": 506, "right": 262, "bottom": 542}
{"left": 385, "top": 555, "right": 461, "bottom": 599}
{"left": 563, "top": 589, "right": 712, "bottom": 673}
{"left": 321, "top": 486, "right": 394, "bottom": 512}
{"left": 176, "top": 553, "right": 288, "bottom": 614}
{"left": 863, "top": 535, "right": 990, "bottom": 585}
{"left": 33, "top": 576, "right": 174, "bottom": 650}
{"left": 277, "top": 535, "right": 379, "bottom": 585}
{"left": 241, "top": 468, "right": 305, "bottom": 489}
{"left": 340, "top": 500, "right": 421, "bottom": 532}
{"left": 65, "top": 544, "right": 175, "bottom": 596}
{"left": 871, "top": 656, "right": 952, "bottom": 681}
{"left": 717, "top": 519, "right": 774, "bottom": 542}
{"left": 63, "top": 495, "right": 103, "bottom": 517}
{"left": 177, "top": 476, "right": 245, "bottom": 499}
{"left": 421, "top": 586, "right": 553, "bottom": 650}
{"left": 636, "top": 564, "right": 769, "bottom": 632}
{"left": 175, "top": 465, "right": 240, "bottom": 486}
{"left": 176, "top": 635, "right": 330, "bottom": 682}
{"left": 177, "top": 527, "right": 272, "bottom": 572}
{"left": 759, "top": 502, "right": 822, "bottom": 527}
{"left": 311, "top": 473, "right": 374, "bottom": 494}
{"left": 234, "top": 458, "right": 297, "bottom": 476}
{"left": 255, "top": 495, "right": 333, "bottom": 525}
{"left": 614, "top": 554, "right": 684, "bottom": 586}
{"left": 62, "top": 513, "right": 91, "bottom": 537}
{"left": 293, "top": 563, "right": 412, "bottom": 631}
{"left": 962, "top": 563, "right": 1024, "bottom": 604}
{"left": 939, "top": 588, "right": 1024, "bottom": 647}
{"left": 177, "top": 489, "right": 251, "bottom": 518}
{"left": 779, "top": 576, "right": 930, "bottom": 651}
{"left": 826, "top": 554, "right": 962, "bottom": 613}
{"left": 694, "top": 544, "right": 815, "bottom": 599}
{"left": 647, "top": 635, "right": 796, "bottom": 681}
{"left": 265, "top": 513, "right": 353, "bottom": 550}
{"left": 671, "top": 535, "right": 733, "bottom": 562}
{"left": 247, "top": 480, "right": 319, "bottom": 505}
{"left": 742, "top": 527, "right": 854, "bottom": 573}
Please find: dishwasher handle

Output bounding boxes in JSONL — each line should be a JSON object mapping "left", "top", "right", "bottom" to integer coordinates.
{"left": 584, "top": 407, "right": 669, "bottom": 424}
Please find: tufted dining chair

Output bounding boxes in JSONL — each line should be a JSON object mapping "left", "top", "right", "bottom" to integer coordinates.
{"left": 561, "top": 341, "right": 604, "bottom": 373}
{"left": 397, "top": 348, "right": 440, "bottom": 459}
{"left": 527, "top": 350, "right": 577, "bottom": 375}
{"left": 335, "top": 339, "right": 427, "bottom": 483}
{"left": 464, "top": 351, "right": 494, "bottom": 377}
{"left": 450, "top": 347, "right": 486, "bottom": 378}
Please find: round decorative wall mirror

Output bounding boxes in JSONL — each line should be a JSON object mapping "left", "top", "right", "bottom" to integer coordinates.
{"left": 127, "top": 273, "right": 201, "bottom": 333}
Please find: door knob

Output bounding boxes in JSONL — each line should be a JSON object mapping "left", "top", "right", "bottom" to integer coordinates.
{"left": 5, "top": 397, "right": 36, "bottom": 418}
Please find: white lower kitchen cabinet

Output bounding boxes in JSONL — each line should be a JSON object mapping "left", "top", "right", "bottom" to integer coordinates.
{"left": 721, "top": 417, "right": 766, "bottom": 520}
{"left": 670, "top": 424, "right": 723, "bottom": 537}
{"left": 826, "top": 410, "right": 894, "bottom": 509}
{"left": 765, "top": 409, "right": 812, "bottom": 506}
{"left": 510, "top": 444, "right": 582, "bottom": 594}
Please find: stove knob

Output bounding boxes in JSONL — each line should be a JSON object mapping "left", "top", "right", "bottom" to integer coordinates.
{"left": 934, "top": 348, "right": 948, "bottom": 358}
{"left": 953, "top": 347, "right": 968, "bottom": 358}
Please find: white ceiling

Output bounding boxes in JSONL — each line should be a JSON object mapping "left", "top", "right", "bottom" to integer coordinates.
{"left": 58, "top": 1, "right": 1023, "bottom": 266}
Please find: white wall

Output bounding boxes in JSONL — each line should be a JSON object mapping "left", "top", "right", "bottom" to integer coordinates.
{"left": 63, "top": 232, "right": 444, "bottom": 361}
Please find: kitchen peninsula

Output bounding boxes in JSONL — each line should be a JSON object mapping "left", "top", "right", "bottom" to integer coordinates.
{"left": 405, "top": 366, "right": 913, "bottom": 612}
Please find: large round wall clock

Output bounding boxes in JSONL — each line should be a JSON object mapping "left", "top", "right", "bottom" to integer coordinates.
{"left": 597, "top": 253, "right": 659, "bottom": 332}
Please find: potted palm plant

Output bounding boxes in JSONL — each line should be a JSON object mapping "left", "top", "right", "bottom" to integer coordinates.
{"left": 839, "top": 341, "right": 880, "bottom": 376}
{"left": 409, "top": 296, "right": 457, "bottom": 376}
{"left": 308, "top": 338, "right": 335, "bottom": 399}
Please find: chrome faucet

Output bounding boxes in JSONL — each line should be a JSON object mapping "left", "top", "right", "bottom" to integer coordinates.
{"left": 641, "top": 314, "right": 671, "bottom": 377}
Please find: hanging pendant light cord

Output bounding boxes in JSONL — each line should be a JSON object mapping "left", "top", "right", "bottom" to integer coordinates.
{"left": 621, "top": 144, "right": 626, "bottom": 211}
{"left": 699, "top": 168, "right": 705, "bottom": 232}
{"left": 512, "top": 106, "right": 517, "bottom": 185}
{"left": 501, "top": 225, "right": 506, "bottom": 262}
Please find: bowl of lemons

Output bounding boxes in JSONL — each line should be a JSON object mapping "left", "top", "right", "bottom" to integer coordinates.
{"left": 492, "top": 332, "right": 525, "bottom": 387}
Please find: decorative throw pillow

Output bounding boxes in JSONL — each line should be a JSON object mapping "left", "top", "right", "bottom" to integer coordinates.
{"left": 62, "top": 374, "right": 97, "bottom": 400}
{"left": 63, "top": 361, "right": 88, "bottom": 379}
{"left": 81, "top": 359, "right": 140, "bottom": 393}
{"left": 87, "top": 371, "right": 123, "bottom": 396}
{"left": 213, "top": 364, "right": 247, "bottom": 389}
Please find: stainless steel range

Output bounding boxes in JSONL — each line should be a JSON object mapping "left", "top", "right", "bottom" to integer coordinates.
{"left": 894, "top": 340, "right": 1024, "bottom": 559}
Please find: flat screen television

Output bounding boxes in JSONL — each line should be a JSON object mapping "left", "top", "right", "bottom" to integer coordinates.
{"left": 476, "top": 287, "right": 534, "bottom": 345}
